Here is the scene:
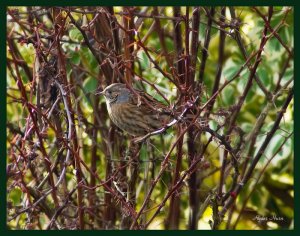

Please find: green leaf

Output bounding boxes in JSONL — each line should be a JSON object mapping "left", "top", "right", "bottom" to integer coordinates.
{"left": 83, "top": 76, "right": 98, "bottom": 94}
{"left": 223, "top": 60, "right": 242, "bottom": 79}
{"left": 70, "top": 51, "right": 81, "bottom": 65}
{"left": 69, "top": 27, "right": 83, "bottom": 42}
{"left": 222, "top": 85, "right": 235, "bottom": 106}
{"left": 8, "top": 187, "right": 22, "bottom": 206}
{"left": 237, "top": 76, "right": 248, "bottom": 94}
{"left": 140, "top": 51, "right": 150, "bottom": 69}
{"left": 80, "top": 47, "right": 98, "bottom": 73}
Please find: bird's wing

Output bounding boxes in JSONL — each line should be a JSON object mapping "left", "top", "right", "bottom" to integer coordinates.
{"left": 129, "top": 90, "right": 173, "bottom": 116}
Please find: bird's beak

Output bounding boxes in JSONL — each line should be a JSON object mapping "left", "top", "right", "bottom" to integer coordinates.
{"left": 95, "top": 90, "right": 104, "bottom": 96}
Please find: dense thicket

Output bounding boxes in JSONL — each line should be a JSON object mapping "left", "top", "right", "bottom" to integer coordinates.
{"left": 7, "top": 6, "right": 293, "bottom": 230}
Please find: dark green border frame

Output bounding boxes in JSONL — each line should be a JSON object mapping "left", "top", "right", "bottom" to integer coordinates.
{"left": 0, "top": 0, "right": 297, "bottom": 6}
{"left": 2, "top": 0, "right": 298, "bottom": 235}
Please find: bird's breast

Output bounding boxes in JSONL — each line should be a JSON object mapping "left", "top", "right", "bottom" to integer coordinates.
{"left": 108, "top": 102, "right": 171, "bottom": 136}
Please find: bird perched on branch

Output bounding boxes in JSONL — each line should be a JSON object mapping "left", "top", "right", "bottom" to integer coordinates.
{"left": 97, "top": 83, "right": 174, "bottom": 137}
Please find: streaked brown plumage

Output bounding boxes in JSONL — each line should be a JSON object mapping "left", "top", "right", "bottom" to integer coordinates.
{"left": 98, "top": 83, "right": 172, "bottom": 136}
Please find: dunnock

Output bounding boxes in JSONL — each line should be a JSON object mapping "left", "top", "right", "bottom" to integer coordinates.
{"left": 98, "top": 83, "right": 173, "bottom": 136}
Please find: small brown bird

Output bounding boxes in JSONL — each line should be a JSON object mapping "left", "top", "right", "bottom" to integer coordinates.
{"left": 98, "top": 83, "right": 173, "bottom": 136}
